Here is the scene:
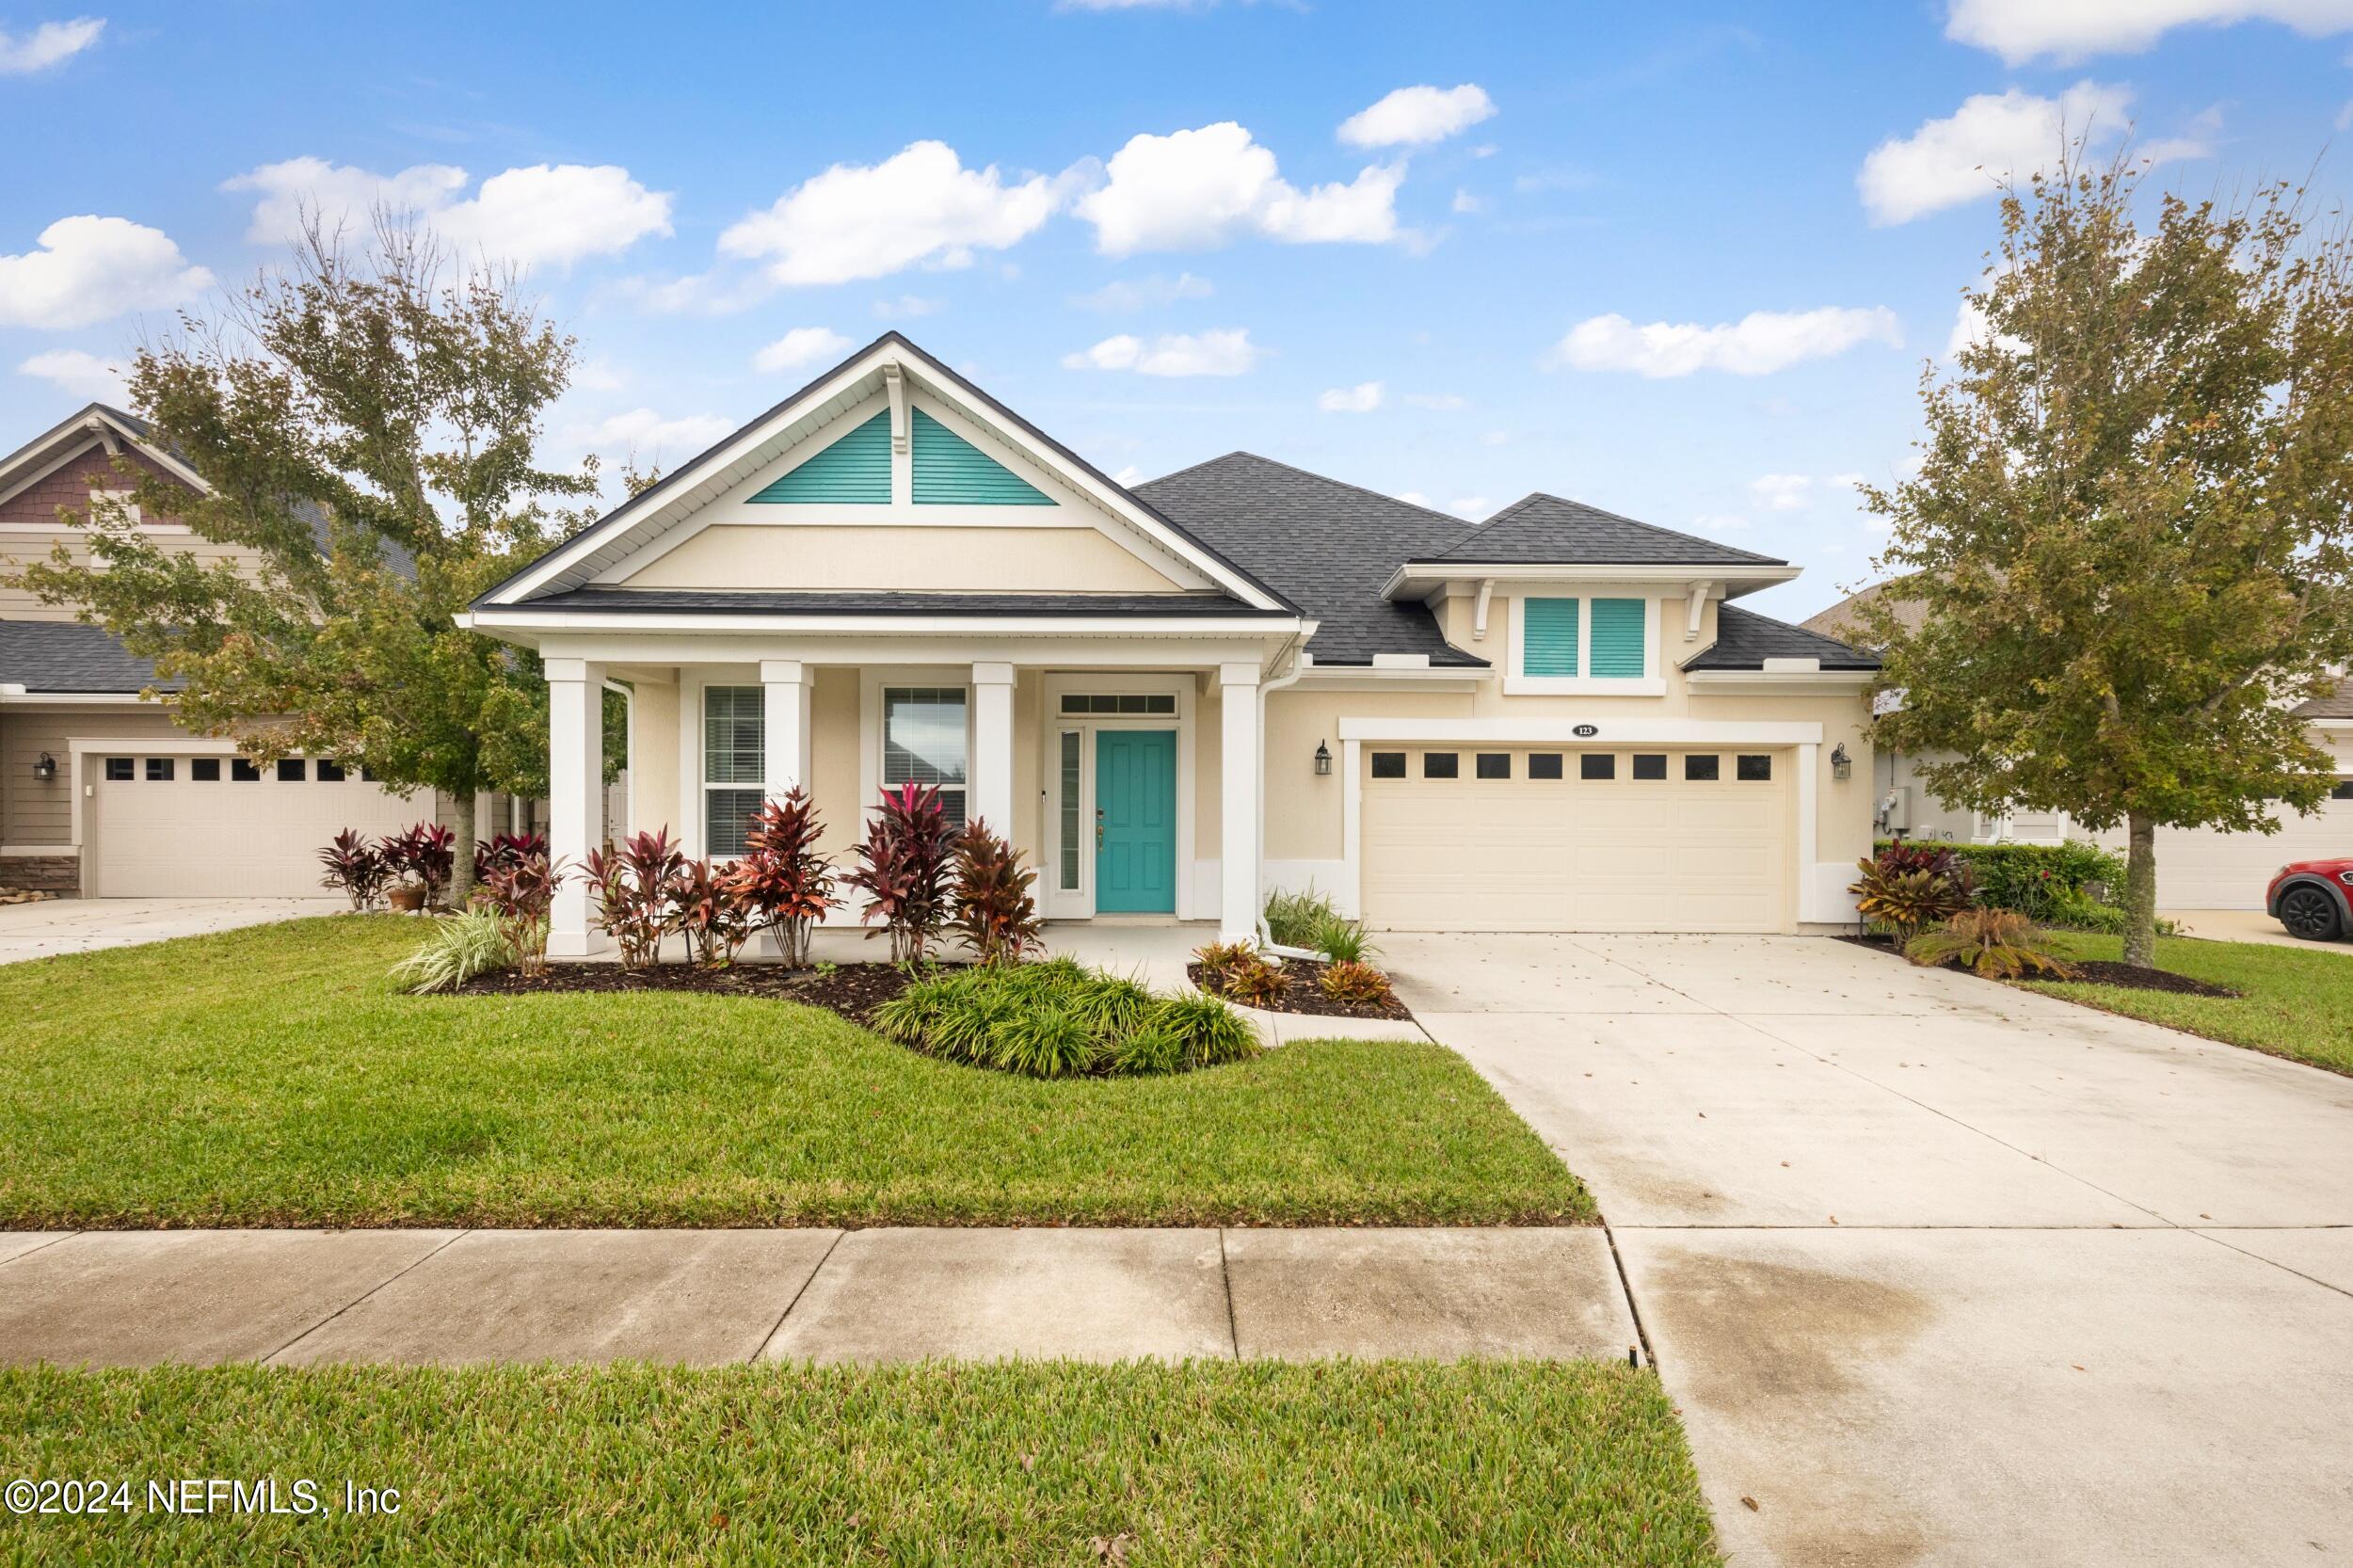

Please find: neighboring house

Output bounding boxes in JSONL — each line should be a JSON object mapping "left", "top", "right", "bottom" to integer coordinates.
{"left": 463, "top": 332, "right": 1881, "bottom": 952}
{"left": 0, "top": 403, "right": 552, "bottom": 897}
{"left": 1804, "top": 582, "right": 2353, "bottom": 909}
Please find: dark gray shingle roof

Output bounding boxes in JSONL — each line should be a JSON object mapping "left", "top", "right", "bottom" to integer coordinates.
{"left": 499, "top": 588, "right": 1287, "bottom": 619}
{"left": 1131, "top": 453, "right": 1489, "bottom": 667}
{"left": 1685, "top": 603, "right": 1881, "bottom": 671}
{"left": 1429, "top": 492, "right": 1787, "bottom": 568}
{"left": 0, "top": 619, "right": 173, "bottom": 693}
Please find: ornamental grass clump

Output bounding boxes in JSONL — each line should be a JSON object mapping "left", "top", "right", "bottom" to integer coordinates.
{"left": 870, "top": 960, "right": 1260, "bottom": 1079}
{"left": 389, "top": 908, "right": 512, "bottom": 994}
{"left": 1905, "top": 907, "right": 2080, "bottom": 980}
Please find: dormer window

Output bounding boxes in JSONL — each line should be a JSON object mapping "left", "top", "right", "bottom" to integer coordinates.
{"left": 1509, "top": 593, "right": 1661, "bottom": 694}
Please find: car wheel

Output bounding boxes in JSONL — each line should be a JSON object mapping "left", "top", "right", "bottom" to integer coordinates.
{"left": 2279, "top": 884, "right": 2342, "bottom": 941}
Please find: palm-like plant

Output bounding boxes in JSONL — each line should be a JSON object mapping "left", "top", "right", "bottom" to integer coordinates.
{"left": 1850, "top": 855, "right": 1970, "bottom": 944}
{"left": 475, "top": 848, "right": 568, "bottom": 977}
{"left": 730, "top": 789, "right": 837, "bottom": 968}
{"left": 319, "top": 828, "right": 387, "bottom": 910}
{"left": 1904, "top": 908, "right": 2079, "bottom": 980}
{"left": 582, "top": 827, "right": 684, "bottom": 970}
{"left": 842, "top": 783, "right": 957, "bottom": 965}
{"left": 672, "top": 856, "right": 752, "bottom": 968}
{"left": 952, "top": 819, "right": 1043, "bottom": 967}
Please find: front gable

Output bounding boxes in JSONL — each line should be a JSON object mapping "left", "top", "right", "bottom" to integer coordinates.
{"left": 480, "top": 333, "right": 1291, "bottom": 611}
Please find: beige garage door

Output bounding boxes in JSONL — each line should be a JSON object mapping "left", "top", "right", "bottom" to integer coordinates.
{"left": 2094, "top": 790, "right": 2353, "bottom": 909}
{"left": 1361, "top": 745, "right": 1792, "bottom": 933}
{"left": 88, "top": 752, "right": 426, "bottom": 898}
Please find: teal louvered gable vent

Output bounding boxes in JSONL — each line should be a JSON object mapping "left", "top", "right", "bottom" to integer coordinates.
{"left": 1589, "top": 598, "right": 1647, "bottom": 677}
{"left": 913, "top": 409, "right": 1052, "bottom": 505}
{"left": 751, "top": 412, "right": 890, "bottom": 504}
{"left": 1522, "top": 598, "right": 1580, "bottom": 677}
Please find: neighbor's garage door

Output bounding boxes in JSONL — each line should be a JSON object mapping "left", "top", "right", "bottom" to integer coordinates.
{"left": 87, "top": 752, "right": 424, "bottom": 897}
{"left": 1361, "top": 745, "right": 1791, "bottom": 932}
{"left": 2095, "top": 789, "right": 2353, "bottom": 909}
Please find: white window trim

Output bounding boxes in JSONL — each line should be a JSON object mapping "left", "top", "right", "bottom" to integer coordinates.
{"left": 1503, "top": 591, "right": 1665, "bottom": 696}
{"left": 698, "top": 680, "right": 766, "bottom": 860}
{"left": 857, "top": 667, "right": 974, "bottom": 837}
{"left": 1037, "top": 670, "right": 1195, "bottom": 922}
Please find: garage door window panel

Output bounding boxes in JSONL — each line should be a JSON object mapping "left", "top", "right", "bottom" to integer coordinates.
{"left": 191, "top": 759, "right": 220, "bottom": 782}
{"left": 1685, "top": 755, "right": 1721, "bottom": 781}
{"left": 104, "top": 758, "right": 133, "bottom": 781}
{"left": 1632, "top": 754, "right": 1667, "bottom": 780}
{"left": 317, "top": 760, "right": 346, "bottom": 782}
{"left": 232, "top": 760, "right": 260, "bottom": 782}
{"left": 1737, "top": 754, "right": 1772, "bottom": 781}
{"left": 1581, "top": 754, "right": 1616, "bottom": 780}
{"left": 145, "top": 759, "right": 173, "bottom": 782}
{"left": 277, "top": 759, "right": 305, "bottom": 783}
{"left": 1476, "top": 753, "right": 1512, "bottom": 780}
{"left": 1370, "top": 751, "right": 1406, "bottom": 779}
{"left": 1422, "top": 752, "right": 1459, "bottom": 779}
{"left": 1529, "top": 753, "right": 1563, "bottom": 780}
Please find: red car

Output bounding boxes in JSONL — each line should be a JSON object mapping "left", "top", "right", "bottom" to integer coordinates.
{"left": 2268, "top": 859, "right": 2353, "bottom": 941}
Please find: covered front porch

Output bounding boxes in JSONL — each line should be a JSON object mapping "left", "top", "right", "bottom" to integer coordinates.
{"left": 542, "top": 638, "right": 1290, "bottom": 957}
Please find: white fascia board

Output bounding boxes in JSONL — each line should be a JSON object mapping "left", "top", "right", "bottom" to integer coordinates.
{"left": 1381, "top": 561, "right": 1800, "bottom": 600}
{"left": 464, "top": 606, "right": 1309, "bottom": 640}
{"left": 1685, "top": 669, "right": 1877, "bottom": 694}
{"left": 0, "top": 691, "right": 160, "bottom": 707}
{"left": 1294, "top": 664, "right": 1486, "bottom": 683}
{"left": 1338, "top": 715, "right": 1825, "bottom": 744}
{"left": 0, "top": 411, "right": 210, "bottom": 508}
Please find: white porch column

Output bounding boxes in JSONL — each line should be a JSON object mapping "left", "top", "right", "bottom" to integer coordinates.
{"left": 969, "top": 661, "right": 1016, "bottom": 833}
{"left": 547, "top": 657, "right": 606, "bottom": 957}
{"left": 1219, "top": 661, "right": 1262, "bottom": 942}
{"left": 760, "top": 660, "right": 813, "bottom": 802}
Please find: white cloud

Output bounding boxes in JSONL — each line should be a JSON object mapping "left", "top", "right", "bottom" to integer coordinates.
{"left": 224, "top": 158, "right": 672, "bottom": 267}
{"left": 1061, "top": 328, "right": 1261, "bottom": 376}
{"left": 570, "top": 357, "right": 625, "bottom": 392}
{"left": 752, "top": 327, "right": 855, "bottom": 374}
{"left": 1856, "top": 82, "right": 2134, "bottom": 225}
{"left": 1551, "top": 306, "right": 1901, "bottom": 377}
{"left": 1945, "top": 295, "right": 2030, "bottom": 360}
{"left": 872, "top": 294, "right": 942, "bottom": 318}
{"left": 1748, "top": 472, "right": 1813, "bottom": 511}
{"left": 2339, "top": 99, "right": 2353, "bottom": 132}
{"left": 1946, "top": 0, "right": 2353, "bottom": 63}
{"left": 1076, "top": 122, "right": 1404, "bottom": 255}
{"left": 1337, "top": 84, "right": 1497, "bottom": 149}
{"left": 582, "top": 408, "right": 734, "bottom": 461}
{"left": 1112, "top": 464, "right": 1146, "bottom": 486}
{"left": 0, "top": 15, "right": 102, "bottom": 72}
{"left": 1451, "top": 187, "right": 1483, "bottom": 215}
{"left": 1479, "top": 429, "right": 1509, "bottom": 447}
{"left": 719, "top": 140, "right": 1058, "bottom": 286}
{"left": 0, "top": 216, "right": 213, "bottom": 329}
{"left": 1397, "top": 490, "right": 1435, "bottom": 507}
{"left": 1692, "top": 513, "right": 1751, "bottom": 533}
{"left": 1069, "top": 271, "right": 1214, "bottom": 311}
{"left": 18, "top": 347, "right": 127, "bottom": 401}
{"left": 1318, "top": 379, "right": 1384, "bottom": 412}
{"left": 1448, "top": 496, "right": 1491, "bottom": 519}
{"left": 1402, "top": 391, "right": 1466, "bottom": 409}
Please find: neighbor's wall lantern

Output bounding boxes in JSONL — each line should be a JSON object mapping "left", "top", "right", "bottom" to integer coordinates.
{"left": 1831, "top": 743, "right": 1851, "bottom": 781}
{"left": 32, "top": 752, "right": 56, "bottom": 783}
{"left": 1313, "top": 740, "right": 1332, "bottom": 776}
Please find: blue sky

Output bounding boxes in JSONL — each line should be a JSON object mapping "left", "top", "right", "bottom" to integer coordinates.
{"left": 5, "top": 0, "right": 2349, "bottom": 621}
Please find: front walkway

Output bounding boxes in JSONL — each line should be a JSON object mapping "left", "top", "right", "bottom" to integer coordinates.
{"left": 1389, "top": 931, "right": 2353, "bottom": 1568}
{"left": 0, "top": 896, "right": 344, "bottom": 964}
{"left": 0, "top": 1226, "right": 1634, "bottom": 1368}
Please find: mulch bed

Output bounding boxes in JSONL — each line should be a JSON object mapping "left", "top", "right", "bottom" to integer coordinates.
{"left": 1837, "top": 932, "right": 2241, "bottom": 998}
{"left": 458, "top": 960, "right": 936, "bottom": 1028}
{"left": 1187, "top": 956, "right": 1415, "bottom": 1021}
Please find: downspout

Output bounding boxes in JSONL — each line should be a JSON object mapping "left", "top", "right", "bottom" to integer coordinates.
{"left": 1255, "top": 628, "right": 1312, "bottom": 952}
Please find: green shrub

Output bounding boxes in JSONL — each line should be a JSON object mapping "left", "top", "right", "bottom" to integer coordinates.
{"left": 875, "top": 961, "right": 1260, "bottom": 1078}
{"left": 389, "top": 910, "right": 513, "bottom": 995}
{"left": 1310, "top": 913, "right": 1376, "bottom": 965}
{"left": 1263, "top": 886, "right": 1339, "bottom": 947}
{"left": 1878, "top": 839, "right": 2126, "bottom": 921}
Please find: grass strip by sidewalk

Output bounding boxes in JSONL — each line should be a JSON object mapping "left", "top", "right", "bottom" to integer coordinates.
{"left": 0, "top": 1360, "right": 1721, "bottom": 1567}
{"left": 0, "top": 917, "right": 1593, "bottom": 1228}
{"left": 2034, "top": 932, "right": 2353, "bottom": 1077}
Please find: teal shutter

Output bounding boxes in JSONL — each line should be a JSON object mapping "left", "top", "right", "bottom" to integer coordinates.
{"left": 1522, "top": 598, "right": 1580, "bottom": 676}
{"left": 751, "top": 412, "right": 890, "bottom": 504}
{"left": 912, "top": 409, "right": 1052, "bottom": 504}
{"left": 1589, "top": 598, "right": 1647, "bottom": 677}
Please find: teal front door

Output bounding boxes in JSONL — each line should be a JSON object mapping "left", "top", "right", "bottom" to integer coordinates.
{"left": 1095, "top": 729, "right": 1176, "bottom": 914}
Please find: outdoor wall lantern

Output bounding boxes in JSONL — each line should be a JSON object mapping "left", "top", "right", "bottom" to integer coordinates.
{"left": 1313, "top": 740, "right": 1332, "bottom": 776}
{"left": 32, "top": 752, "right": 56, "bottom": 783}
{"left": 1831, "top": 744, "right": 1851, "bottom": 781}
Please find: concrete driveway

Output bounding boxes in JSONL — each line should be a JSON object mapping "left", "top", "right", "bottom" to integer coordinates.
{"left": 0, "top": 897, "right": 344, "bottom": 964}
{"left": 1389, "top": 932, "right": 2353, "bottom": 1568}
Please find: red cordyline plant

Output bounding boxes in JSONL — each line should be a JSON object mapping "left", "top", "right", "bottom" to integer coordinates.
{"left": 473, "top": 831, "right": 547, "bottom": 883}
{"left": 842, "top": 782, "right": 958, "bottom": 965}
{"left": 381, "top": 823, "right": 456, "bottom": 905}
{"left": 474, "top": 847, "right": 568, "bottom": 978}
{"left": 728, "top": 788, "right": 837, "bottom": 968}
{"left": 952, "top": 818, "right": 1042, "bottom": 967}
{"left": 318, "top": 828, "right": 388, "bottom": 911}
{"left": 582, "top": 827, "right": 685, "bottom": 971}
{"left": 672, "top": 856, "right": 753, "bottom": 968}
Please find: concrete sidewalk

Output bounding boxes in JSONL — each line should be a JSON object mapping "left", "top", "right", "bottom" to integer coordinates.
{"left": 0, "top": 897, "right": 346, "bottom": 964}
{"left": 0, "top": 1226, "right": 1638, "bottom": 1368}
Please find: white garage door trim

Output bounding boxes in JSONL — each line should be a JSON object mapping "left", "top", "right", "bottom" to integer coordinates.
{"left": 1337, "top": 717, "right": 1827, "bottom": 923}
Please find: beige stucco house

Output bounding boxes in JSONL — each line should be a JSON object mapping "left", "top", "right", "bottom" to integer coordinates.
{"left": 465, "top": 333, "right": 1881, "bottom": 953}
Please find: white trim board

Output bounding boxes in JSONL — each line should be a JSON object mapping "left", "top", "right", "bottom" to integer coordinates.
{"left": 1338, "top": 717, "right": 1825, "bottom": 744}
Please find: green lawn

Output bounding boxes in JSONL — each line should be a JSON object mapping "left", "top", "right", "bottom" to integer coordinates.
{"left": 0, "top": 917, "right": 1592, "bottom": 1228}
{"left": 0, "top": 1361, "right": 1718, "bottom": 1567}
{"left": 2035, "top": 932, "right": 2353, "bottom": 1076}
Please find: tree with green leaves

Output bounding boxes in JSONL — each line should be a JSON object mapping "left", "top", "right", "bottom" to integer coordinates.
{"left": 1857, "top": 152, "right": 2353, "bottom": 967}
{"left": 8, "top": 216, "right": 614, "bottom": 905}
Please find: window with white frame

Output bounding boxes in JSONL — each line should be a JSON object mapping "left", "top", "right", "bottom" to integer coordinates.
{"left": 883, "top": 686, "right": 968, "bottom": 827}
{"left": 703, "top": 685, "right": 764, "bottom": 856}
{"left": 1519, "top": 595, "right": 1649, "bottom": 679}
